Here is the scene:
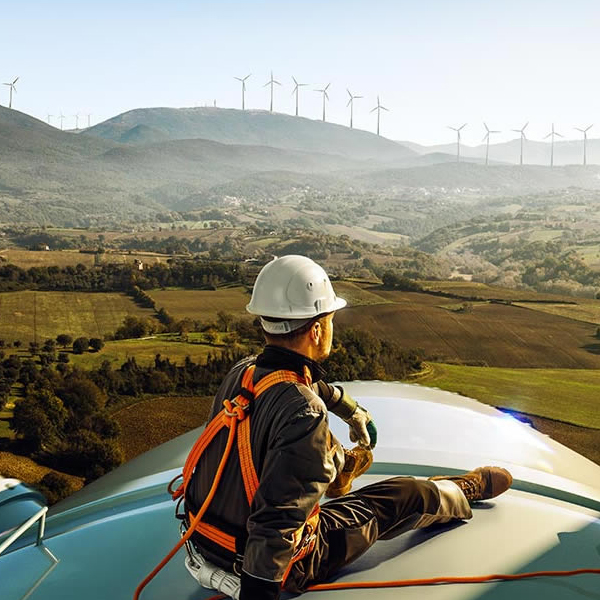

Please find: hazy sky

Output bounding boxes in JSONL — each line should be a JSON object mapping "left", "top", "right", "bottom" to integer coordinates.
{"left": 2, "top": 0, "right": 600, "bottom": 145}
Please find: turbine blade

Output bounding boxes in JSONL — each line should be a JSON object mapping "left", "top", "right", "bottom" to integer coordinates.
{"left": 347, "top": 98, "right": 352, "bottom": 107}
{"left": 381, "top": 106, "right": 389, "bottom": 111}
{"left": 484, "top": 122, "right": 490, "bottom": 132}
{"left": 544, "top": 133, "right": 552, "bottom": 139}
{"left": 555, "top": 132, "right": 563, "bottom": 137}
{"left": 522, "top": 121, "right": 529, "bottom": 130}
{"left": 585, "top": 124, "right": 594, "bottom": 131}
{"left": 292, "top": 76, "right": 298, "bottom": 85}
{"left": 371, "top": 107, "right": 378, "bottom": 113}
{"left": 482, "top": 133, "right": 489, "bottom": 142}
{"left": 13, "top": 77, "right": 19, "bottom": 84}
{"left": 347, "top": 89, "right": 352, "bottom": 98}
{"left": 324, "top": 83, "right": 330, "bottom": 91}
{"left": 459, "top": 123, "right": 467, "bottom": 130}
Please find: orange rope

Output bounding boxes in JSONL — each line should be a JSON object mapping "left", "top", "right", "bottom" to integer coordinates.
{"left": 306, "top": 568, "right": 600, "bottom": 592}
{"left": 133, "top": 414, "right": 240, "bottom": 600}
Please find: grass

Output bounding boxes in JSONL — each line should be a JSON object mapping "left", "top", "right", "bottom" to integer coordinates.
{"left": 419, "top": 363, "right": 600, "bottom": 429}
{"left": 69, "top": 336, "right": 217, "bottom": 368}
{"left": 0, "top": 291, "right": 154, "bottom": 344}
{"left": 149, "top": 287, "right": 250, "bottom": 321}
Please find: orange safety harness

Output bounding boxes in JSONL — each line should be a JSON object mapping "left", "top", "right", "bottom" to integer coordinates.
{"left": 133, "top": 364, "right": 320, "bottom": 600}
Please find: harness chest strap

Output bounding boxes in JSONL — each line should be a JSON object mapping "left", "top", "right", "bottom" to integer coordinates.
{"left": 173, "top": 364, "right": 318, "bottom": 577}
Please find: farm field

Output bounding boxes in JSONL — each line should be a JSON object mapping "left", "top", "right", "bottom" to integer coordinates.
{"left": 513, "top": 301, "right": 600, "bottom": 325}
{"left": 332, "top": 281, "right": 392, "bottom": 307}
{"left": 69, "top": 337, "right": 216, "bottom": 369}
{"left": 0, "top": 248, "right": 172, "bottom": 268}
{"left": 418, "top": 363, "right": 600, "bottom": 430}
{"left": 150, "top": 287, "right": 250, "bottom": 321}
{"left": 335, "top": 289, "right": 600, "bottom": 368}
{"left": 0, "top": 249, "right": 96, "bottom": 268}
{"left": 113, "top": 395, "right": 213, "bottom": 461}
{"left": 418, "top": 280, "right": 571, "bottom": 302}
{"left": 0, "top": 291, "right": 154, "bottom": 344}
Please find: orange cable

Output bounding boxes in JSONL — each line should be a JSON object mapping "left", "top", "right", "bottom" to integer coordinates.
{"left": 133, "top": 415, "right": 239, "bottom": 600}
{"left": 306, "top": 568, "right": 600, "bottom": 592}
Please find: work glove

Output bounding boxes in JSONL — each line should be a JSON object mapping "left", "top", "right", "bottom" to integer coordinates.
{"left": 345, "top": 404, "right": 378, "bottom": 449}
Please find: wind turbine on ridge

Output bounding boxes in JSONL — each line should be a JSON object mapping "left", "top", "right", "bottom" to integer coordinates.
{"left": 346, "top": 89, "right": 362, "bottom": 129}
{"left": 87, "top": 114, "right": 92, "bottom": 128}
{"left": 74, "top": 114, "right": 80, "bottom": 130}
{"left": 59, "top": 113, "right": 65, "bottom": 130}
{"left": 370, "top": 96, "right": 388, "bottom": 136}
{"left": 291, "top": 77, "right": 308, "bottom": 116}
{"left": 264, "top": 71, "right": 281, "bottom": 113}
{"left": 448, "top": 123, "right": 467, "bottom": 162}
{"left": 47, "top": 114, "right": 53, "bottom": 125}
{"left": 544, "top": 123, "right": 563, "bottom": 168}
{"left": 234, "top": 74, "right": 251, "bottom": 110}
{"left": 315, "top": 83, "right": 331, "bottom": 122}
{"left": 574, "top": 124, "right": 593, "bottom": 166}
{"left": 3, "top": 77, "right": 19, "bottom": 109}
{"left": 482, "top": 123, "right": 500, "bottom": 166}
{"left": 512, "top": 122, "right": 529, "bottom": 166}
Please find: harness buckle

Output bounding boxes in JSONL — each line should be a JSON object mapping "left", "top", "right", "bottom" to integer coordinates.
{"left": 223, "top": 395, "right": 251, "bottom": 420}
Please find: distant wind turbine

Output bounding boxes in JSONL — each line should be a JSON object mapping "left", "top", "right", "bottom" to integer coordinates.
{"left": 346, "top": 89, "right": 362, "bottom": 129}
{"left": 59, "top": 113, "right": 65, "bottom": 130}
{"left": 234, "top": 74, "right": 251, "bottom": 110}
{"left": 87, "top": 114, "right": 92, "bottom": 128}
{"left": 544, "top": 123, "right": 563, "bottom": 168}
{"left": 448, "top": 123, "right": 467, "bottom": 162}
{"left": 482, "top": 123, "right": 500, "bottom": 166}
{"left": 511, "top": 122, "right": 529, "bottom": 166}
{"left": 264, "top": 71, "right": 281, "bottom": 113}
{"left": 315, "top": 83, "right": 330, "bottom": 122}
{"left": 575, "top": 124, "right": 593, "bottom": 166}
{"left": 3, "top": 77, "right": 18, "bottom": 109}
{"left": 47, "top": 114, "right": 53, "bottom": 125}
{"left": 74, "top": 114, "right": 80, "bottom": 129}
{"left": 291, "top": 76, "right": 308, "bottom": 116}
{"left": 370, "top": 96, "right": 388, "bottom": 136}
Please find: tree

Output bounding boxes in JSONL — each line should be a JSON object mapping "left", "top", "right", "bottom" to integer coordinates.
{"left": 28, "top": 341, "right": 40, "bottom": 355}
{"left": 58, "top": 352, "right": 70, "bottom": 363}
{"left": 89, "top": 338, "right": 104, "bottom": 352}
{"left": 72, "top": 337, "right": 90, "bottom": 354}
{"left": 56, "top": 334, "right": 73, "bottom": 349}
{"left": 217, "top": 311, "right": 234, "bottom": 332}
{"left": 13, "top": 340, "right": 21, "bottom": 348}
{"left": 43, "top": 339, "right": 56, "bottom": 353}
{"left": 11, "top": 390, "right": 68, "bottom": 451}
{"left": 57, "top": 376, "right": 107, "bottom": 419}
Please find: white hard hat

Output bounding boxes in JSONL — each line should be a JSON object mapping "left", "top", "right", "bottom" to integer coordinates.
{"left": 246, "top": 255, "right": 347, "bottom": 333}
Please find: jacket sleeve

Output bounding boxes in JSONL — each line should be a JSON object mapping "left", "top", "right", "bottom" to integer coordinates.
{"left": 313, "top": 380, "right": 357, "bottom": 420}
{"left": 241, "top": 387, "right": 341, "bottom": 586}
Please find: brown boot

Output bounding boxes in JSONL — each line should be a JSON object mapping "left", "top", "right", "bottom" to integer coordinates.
{"left": 429, "top": 466, "right": 513, "bottom": 502}
{"left": 326, "top": 446, "right": 373, "bottom": 498}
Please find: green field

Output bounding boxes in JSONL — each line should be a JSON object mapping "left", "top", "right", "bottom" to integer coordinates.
{"left": 419, "top": 363, "right": 600, "bottom": 429}
{"left": 150, "top": 287, "right": 250, "bottom": 321}
{"left": 69, "top": 336, "right": 216, "bottom": 368}
{"left": 0, "top": 291, "right": 154, "bottom": 344}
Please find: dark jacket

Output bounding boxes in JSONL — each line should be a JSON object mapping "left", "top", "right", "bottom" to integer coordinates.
{"left": 185, "top": 346, "right": 345, "bottom": 595}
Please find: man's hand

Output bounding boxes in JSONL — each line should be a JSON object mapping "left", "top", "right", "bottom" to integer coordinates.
{"left": 345, "top": 404, "right": 378, "bottom": 449}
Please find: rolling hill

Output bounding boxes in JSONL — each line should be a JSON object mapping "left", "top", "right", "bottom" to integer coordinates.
{"left": 86, "top": 106, "right": 417, "bottom": 162}
{"left": 400, "top": 136, "right": 600, "bottom": 166}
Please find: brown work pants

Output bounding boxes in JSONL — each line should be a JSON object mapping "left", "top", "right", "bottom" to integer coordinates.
{"left": 285, "top": 476, "right": 472, "bottom": 593}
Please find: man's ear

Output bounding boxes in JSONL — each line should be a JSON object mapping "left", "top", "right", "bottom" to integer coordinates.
{"left": 310, "top": 320, "right": 322, "bottom": 344}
